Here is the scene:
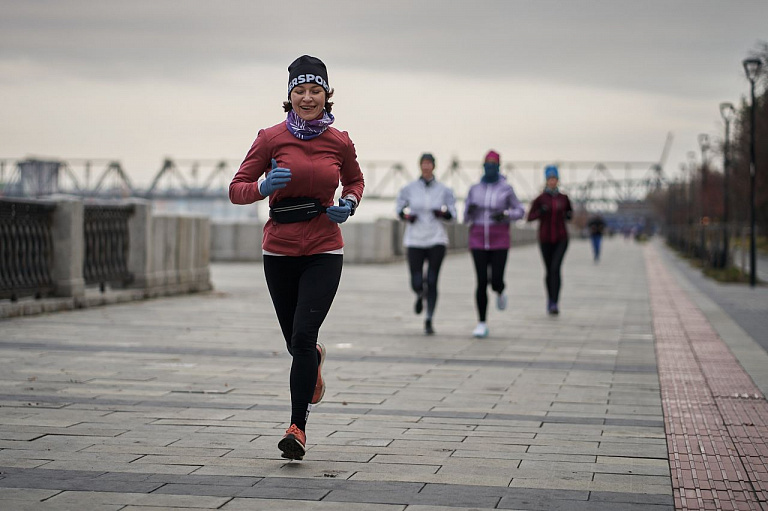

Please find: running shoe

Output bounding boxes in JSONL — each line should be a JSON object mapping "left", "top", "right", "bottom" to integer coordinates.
{"left": 311, "top": 343, "right": 326, "bottom": 404}
{"left": 424, "top": 319, "right": 435, "bottom": 335}
{"left": 496, "top": 293, "right": 508, "bottom": 310}
{"left": 548, "top": 302, "right": 559, "bottom": 315}
{"left": 472, "top": 323, "right": 489, "bottom": 338}
{"left": 278, "top": 424, "right": 306, "bottom": 460}
{"left": 414, "top": 293, "right": 424, "bottom": 315}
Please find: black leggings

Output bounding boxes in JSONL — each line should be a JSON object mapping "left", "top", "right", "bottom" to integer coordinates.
{"left": 471, "top": 249, "right": 508, "bottom": 322}
{"left": 539, "top": 239, "right": 568, "bottom": 303}
{"left": 407, "top": 245, "right": 446, "bottom": 319}
{"left": 263, "top": 254, "right": 343, "bottom": 430}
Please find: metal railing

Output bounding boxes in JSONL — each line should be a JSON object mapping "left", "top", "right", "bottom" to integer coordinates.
{"left": 83, "top": 203, "right": 134, "bottom": 291}
{"left": 0, "top": 198, "right": 56, "bottom": 301}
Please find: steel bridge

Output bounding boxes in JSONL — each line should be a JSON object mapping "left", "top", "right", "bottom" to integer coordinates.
{"left": 0, "top": 153, "right": 669, "bottom": 210}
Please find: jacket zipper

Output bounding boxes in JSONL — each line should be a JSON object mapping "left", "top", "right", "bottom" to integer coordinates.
{"left": 484, "top": 185, "right": 491, "bottom": 249}
{"left": 550, "top": 194, "right": 557, "bottom": 243}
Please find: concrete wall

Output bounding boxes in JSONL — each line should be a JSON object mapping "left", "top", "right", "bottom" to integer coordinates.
{"left": 210, "top": 219, "right": 539, "bottom": 264}
{"left": 145, "top": 214, "right": 211, "bottom": 294}
{"left": 210, "top": 220, "right": 263, "bottom": 262}
{"left": 124, "top": 200, "right": 212, "bottom": 294}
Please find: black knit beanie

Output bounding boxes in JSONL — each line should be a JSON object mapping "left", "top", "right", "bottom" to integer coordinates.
{"left": 420, "top": 153, "right": 435, "bottom": 165}
{"left": 287, "top": 55, "right": 330, "bottom": 97}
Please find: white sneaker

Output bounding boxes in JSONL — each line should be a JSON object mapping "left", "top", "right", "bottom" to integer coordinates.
{"left": 472, "top": 323, "right": 489, "bottom": 338}
{"left": 496, "top": 293, "right": 508, "bottom": 310}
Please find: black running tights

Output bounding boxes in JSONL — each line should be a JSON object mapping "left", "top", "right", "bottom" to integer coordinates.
{"left": 406, "top": 245, "right": 446, "bottom": 319}
{"left": 263, "top": 254, "right": 342, "bottom": 431}
{"left": 471, "top": 249, "right": 508, "bottom": 322}
{"left": 539, "top": 239, "right": 568, "bottom": 303}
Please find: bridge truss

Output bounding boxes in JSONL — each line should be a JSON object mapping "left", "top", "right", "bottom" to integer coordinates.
{"left": 1, "top": 156, "right": 668, "bottom": 209}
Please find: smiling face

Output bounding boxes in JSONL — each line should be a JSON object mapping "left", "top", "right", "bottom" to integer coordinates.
{"left": 290, "top": 84, "right": 326, "bottom": 121}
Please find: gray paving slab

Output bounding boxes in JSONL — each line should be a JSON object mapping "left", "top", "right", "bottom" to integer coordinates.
{"left": 221, "top": 499, "right": 405, "bottom": 510}
{"left": 1, "top": 236, "right": 741, "bottom": 509}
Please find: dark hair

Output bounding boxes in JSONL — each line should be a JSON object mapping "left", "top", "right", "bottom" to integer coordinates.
{"left": 283, "top": 88, "right": 334, "bottom": 113}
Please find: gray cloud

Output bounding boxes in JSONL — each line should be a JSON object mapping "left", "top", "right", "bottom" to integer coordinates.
{"left": 2, "top": 0, "right": 765, "bottom": 96}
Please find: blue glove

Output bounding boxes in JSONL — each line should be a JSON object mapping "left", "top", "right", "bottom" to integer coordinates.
{"left": 326, "top": 198, "right": 352, "bottom": 224}
{"left": 259, "top": 159, "right": 291, "bottom": 196}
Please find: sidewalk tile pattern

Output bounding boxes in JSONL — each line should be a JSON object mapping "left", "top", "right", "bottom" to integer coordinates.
{"left": 2, "top": 238, "right": 754, "bottom": 509}
{"left": 645, "top": 245, "right": 768, "bottom": 510}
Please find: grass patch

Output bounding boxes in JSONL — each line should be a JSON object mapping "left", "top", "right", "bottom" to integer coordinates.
{"left": 666, "top": 241, "right": 760, "bottom": 284}
{"left": 702, "top": 266, "right": 753, "bottom": 283}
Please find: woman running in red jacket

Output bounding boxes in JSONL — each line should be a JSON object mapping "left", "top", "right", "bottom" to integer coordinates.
{"left": 527, "top": 165, "right": 572, "bottom": 315}
{"left": 230, "top": 55, "right": 364, "bottom": 460}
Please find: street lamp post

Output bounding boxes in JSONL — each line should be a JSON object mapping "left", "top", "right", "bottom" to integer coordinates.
{"left": 697, "top": 134, "right": 712, "bottom": 261}
{"left": 698, "top": 133, "right": 711, "bottom": 219}
{"left": 719, "top": 102, "right": 735, "bottom": 268}
{"left": 743, "top": 57, "right": 762, "bottom": 287}
{"left": 686, "top": 151, "right": 697, "bottom": 257}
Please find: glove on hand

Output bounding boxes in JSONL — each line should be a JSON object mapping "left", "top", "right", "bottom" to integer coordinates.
{"left": 466, "top": 204, "right": 478, "bottom": 215}
{"left": 399, "top": 210, "right": 418, "bottom": 223}
{"left": 491, "top": 211, "right": 508, "bottom": 222}
{"left": 259, "top": 159, "right": 292, "bottom": 196}
{"left": 433, "top": 207, "right": 453, "bottom": 220}
{"left": 326, "top": 198, "right": 352, "bottom": 224}
{"left": 539, "top": 204, "right": 550, "bottom": 214}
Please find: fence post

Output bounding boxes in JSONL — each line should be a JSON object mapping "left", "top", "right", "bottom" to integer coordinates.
{"left": 126, "top": 198, "right": 152, "bottom": 289}
{"left": 50, "top": 196, "right": 85, "bottom": 298}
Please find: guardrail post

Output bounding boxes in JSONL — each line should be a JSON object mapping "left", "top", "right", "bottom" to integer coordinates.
{"left": 50, "top": 196, "right": 85, "bottom": 298}
{"left": 126, "top": 198, "right": 152, "bottom": 289}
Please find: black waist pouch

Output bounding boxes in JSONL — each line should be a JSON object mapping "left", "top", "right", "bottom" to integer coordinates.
{"left": 269, "top": 197, "right": 327, "bottom": 224}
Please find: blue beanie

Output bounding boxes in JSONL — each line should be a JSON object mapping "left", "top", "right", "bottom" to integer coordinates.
{"left": 544, "top": 165, "right": 559, "bottom": 179}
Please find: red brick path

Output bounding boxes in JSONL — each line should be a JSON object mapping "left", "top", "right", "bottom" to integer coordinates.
{"left": 645, "top": 245, "right": 768, "bottom": 510}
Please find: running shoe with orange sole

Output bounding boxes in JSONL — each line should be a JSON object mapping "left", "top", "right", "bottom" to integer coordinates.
{"left": 278, "top": 424, "right": 306, "bottom": 460}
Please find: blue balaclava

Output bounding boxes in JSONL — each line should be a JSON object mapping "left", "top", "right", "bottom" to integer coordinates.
{"left": 482, "top": 150, "right": 500, "bottom": 183}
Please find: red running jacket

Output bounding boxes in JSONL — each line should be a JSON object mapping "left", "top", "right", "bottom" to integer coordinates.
{"left": 526, "top": 191, "right": 573, "bottom": 243}
{"left": 229, "top": 122, "right": 364, "bottom": 256}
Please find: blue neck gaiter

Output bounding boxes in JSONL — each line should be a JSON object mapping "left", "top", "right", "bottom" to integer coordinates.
{"left": 482, "top": 162, "right": 500, "bottom": 183}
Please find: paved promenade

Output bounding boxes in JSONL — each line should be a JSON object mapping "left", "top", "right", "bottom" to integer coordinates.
{"left": 0, "top": 237, "right": 767, "bottom": 510}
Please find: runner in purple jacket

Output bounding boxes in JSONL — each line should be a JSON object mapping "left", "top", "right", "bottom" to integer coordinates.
{"left": 463, "top": 150, "right": 525, "bottom": 338}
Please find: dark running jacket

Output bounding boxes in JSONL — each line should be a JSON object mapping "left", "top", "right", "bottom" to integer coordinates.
{"left": 526, "top": 191, "right": 573, "bottom": 243}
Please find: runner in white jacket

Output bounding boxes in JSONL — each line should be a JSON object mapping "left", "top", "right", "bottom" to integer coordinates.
{"left": 395, "top": 153, "right": 457, "bottom": 335}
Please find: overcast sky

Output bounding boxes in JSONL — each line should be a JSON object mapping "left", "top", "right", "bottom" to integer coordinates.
{"left": 1, "top": 0, "right": 766, "bottom": 188}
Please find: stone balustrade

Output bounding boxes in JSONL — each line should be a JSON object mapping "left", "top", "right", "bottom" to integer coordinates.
{"left": 1, "top": 197, "right": 211, "bottom": 318}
